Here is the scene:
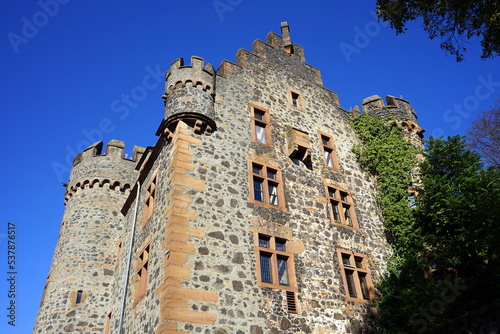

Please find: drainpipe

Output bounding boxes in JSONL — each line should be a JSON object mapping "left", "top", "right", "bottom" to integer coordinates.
{"left": 118, "top": 181, "right": 140, "bottom": 334}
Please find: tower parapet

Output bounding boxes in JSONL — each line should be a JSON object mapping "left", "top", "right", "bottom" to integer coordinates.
{"left": 160, "top": 56, "right": 216, "bottom": 135}
{"left": 362, "top": 95, "right": 418, "bottom": 124}
{"left": 65, "top": 140, "right": 144, "bottom": 203}
{"left": 361, "top": 94, "right": 425, "bottom": 146}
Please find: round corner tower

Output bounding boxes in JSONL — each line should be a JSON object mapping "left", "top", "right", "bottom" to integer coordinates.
{"left": 362, "top": 94, "right": 425, "bottom": 148}
{"left": 33, "top": 140, "right": 144, "bottom": 334}
{"left": 159, "top": 56, "right": 217, "bottom": 136}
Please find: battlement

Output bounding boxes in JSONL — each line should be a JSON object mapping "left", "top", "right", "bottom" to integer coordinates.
{"left": 217, "top": 22, "right": 323, "bottom": 85}
{"left": 73, "top": 140, "right": 145, "bottom": 167}
{"left": 361, "top": 95, "right": 418, "bottom": 124}
{"left": 164, "top": 56, "right": 215, "bottom": 96}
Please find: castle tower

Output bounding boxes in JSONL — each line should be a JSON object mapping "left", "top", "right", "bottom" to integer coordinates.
{"left": 362, "top": 94, "right": 425, "bottom": 147}
{"left": 160, "top": 56, "right": 217, "bottom": 136}
{"left": 33, "top": 140, "right": 144, "bottom": 333}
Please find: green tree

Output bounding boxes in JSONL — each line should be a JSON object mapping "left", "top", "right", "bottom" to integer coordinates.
{"left": 375, "top": 0, "right": 500, "bottom": 61}
{"left": 376, "top": 135, "right": 500, "bottom": 333}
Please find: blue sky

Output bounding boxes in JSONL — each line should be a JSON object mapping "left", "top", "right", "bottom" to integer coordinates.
{"left": 1, "top": 1, "right": 499, "bottom": 332}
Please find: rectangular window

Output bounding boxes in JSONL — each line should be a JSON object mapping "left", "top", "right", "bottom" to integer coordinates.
{"left": 255, "top": 233, "right": 295, "bottom": 289}
{"left": 254, "top": 231, "right": 299, "bottom": 313}
{"left": 134, "top": 241, "right": 150, "bottom": 304}
{"left": 249, "top": 162, "right": 285, "bottom": 210}
{"left": 142, "top": 174, "right": 157, "bottom": 228}
{"left": 337, "top": 250, "right": 373, "bottom": 303}
{"left": 250, "top": 106, "right": 271, "bottom": 145}
{"left": 319, "top": 132, "right": 339, "bottom": 170}
{"left": 288, "top": 89, "right": 304, "bottom": 110}
{"left": 291, "top": 92, "right": 299, "bottom": 107}
{"left": 75, "top": 290, "right": 83, "bottom": 304}
{"left": 326, "top": 185, "right": 358, "bottom": 229}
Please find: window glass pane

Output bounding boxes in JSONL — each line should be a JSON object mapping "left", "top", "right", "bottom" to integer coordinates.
{"left": 342, "top": 254, "right": 352, "bottom": 267}
{"left": 268, "top": 183, "right": 279, "bottom": 206}
{"left": 253, "top": 179, "right": 263, "bottom": 201}
{"left": 254, "top": 109, "right": 265, "bottom": 121}
{"left": 258, "top": 235, "right": 270, "bottom": 248}
{"left": 260, "top": 253, "right": 272, "bottom": 283}
{"left": 328, "top": 188, "right": 336, "bottom": 198}
{"left": 340, "top": 192, "right": 348, "bottom": 202}
{"left": 359, "top": 273, "right": 369, "bottom": 299}
{"left": 252, "top": 164, "right": 262, "bottom": 175}
{"left": 355, "top": 257, "right": 363, "bottom": 269}
{"left": 324, "top": 150, "right": 333, "bottom": 167}
{"left": 275, "top": 238, "right": 286, "bottom": 252}
{"left": 331, "top": 201, "right": 340, "bottom": 222}
{"left": 255, "top": 124, "right": 266, "bottom": 144}
{"left": 321, "top": 135, "right": 330, "bottom": 146}
{"left": 277, "top": 257, "right": 289, "bottom": 286}
{"left": 345, "top": 270, "right": 357, "bottom": 298}
{"left": 76, "top": 290, "right": 82, "bottom": 304}
{"left": 291, "top": 92, "right": 299, "bottom": 107}
{"left": 267, "top": 169, "right": 277, "bottom": 179}
{"left": 343, "top": 205, "right": 353, "bottom": 226}
{"left": 408, "top": 194, "right": 417, "bottom": 208}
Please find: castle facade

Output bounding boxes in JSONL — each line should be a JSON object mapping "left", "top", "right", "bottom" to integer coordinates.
{"left": 34, "top": 23, "right": 423, "bottom": 333}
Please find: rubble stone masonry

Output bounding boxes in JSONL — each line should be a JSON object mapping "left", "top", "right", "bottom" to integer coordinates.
{"left": 34, "top": 23, "right": 424, "bottom": 333}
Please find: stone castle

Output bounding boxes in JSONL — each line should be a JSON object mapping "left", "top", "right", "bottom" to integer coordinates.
{"left": 33, "top": 23, "right": 423, "bottom": 333}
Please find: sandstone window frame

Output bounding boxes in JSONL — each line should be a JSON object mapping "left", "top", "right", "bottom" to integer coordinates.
{"left": 337, "top": 249, "right": 374, "bottom": 303}
{"left": 325, "top": 184, "right": 359, "bottom": 230}
{"left": 318, "top": 131, "right": 340, "bottom": 171}
{"left": 288, "top": 88, "right": 305, "bottom": 110}
{"left": 248, "top": 161, "right": 286, "bottom": 211}
{"left": 250, "top": 104, "right": 272, "bottom": 146}
{"left": 69, "top": 289, "right": 87, "bottom": 306}
{"left": 133, "top": 236, "right": 151, "bottom": 306}
{"left": 253, "top": 230, "right": 297, "bottom": 293}
{"left": 142, "top": 171, "right": 158, "bottom": 229}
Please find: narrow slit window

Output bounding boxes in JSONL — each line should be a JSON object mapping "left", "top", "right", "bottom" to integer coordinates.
{"left": 75, "top": 290, "right": 83, "bottom": 304}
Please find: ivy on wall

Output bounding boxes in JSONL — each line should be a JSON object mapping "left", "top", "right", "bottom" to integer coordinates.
{"left": 350, "top": 114, "right": 418, "bottom": 255}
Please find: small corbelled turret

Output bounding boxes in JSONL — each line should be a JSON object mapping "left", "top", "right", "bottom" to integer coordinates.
{"left": 159, "top": 56, "right": 216, "bottom": 136}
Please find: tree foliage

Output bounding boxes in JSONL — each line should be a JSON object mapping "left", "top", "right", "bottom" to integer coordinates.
{"left": 376, "top": 0, "right": 500, "bottom": 61}
{"left": 351, "top": 114, "right": 500, "bottom": 332}
{"left": 466, "top": 100, "right": 500, "bottom": 168}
